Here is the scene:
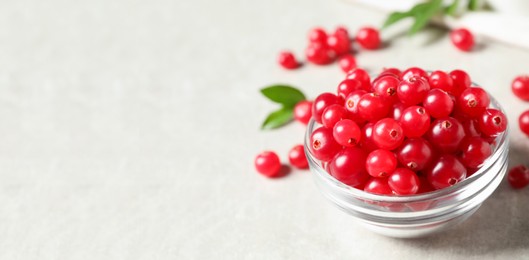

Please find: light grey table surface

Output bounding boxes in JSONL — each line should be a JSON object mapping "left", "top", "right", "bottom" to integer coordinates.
{"left": 0, "top": 0, "right": 528, "bottom": 259}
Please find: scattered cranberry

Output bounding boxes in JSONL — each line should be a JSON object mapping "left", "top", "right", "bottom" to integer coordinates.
{"left": 308, "top": 27, "right": 327, "bottom": 43}
{"left": 457, "top": 87, "right": 490, "bottom": 118}
{"left": 346, "top": 68, "right": 372, "bottom": 91}
{"left": 449, "top": 70, "right": 471, "bottom": 97}
{"left": 333, "top": 119, "right": 362, "bottom": 147}
{"left": 373, "top": 118, "right": 404, "bottom": 150}
{"left": 366, "top": 149, "right": 397, "bottom": 178}
{"left": 508, "top": 165, "right": 529, "bottom": 189}
{"left": 255, "top": 151, "right": 282, "bottom": 177}
{"left": 423, "top": 89, "right": 454, "bottom": 119}
{"left": 512, "top": 75, "right": 529, "bottom": 101}
{"left": 337, "top": 79, "right": 362, "bottom": 99}
{"left": 397, "top": 76, "right": 430, "bottom": 106}
{"left": 519, "top": 110, "right": 529, "bottom": 136}
{"left": 355, "top": 27, "right": 381, "bottom": 50}
{"left": 364, "top": 178, "right": 392, "bottom": 195}
{"left": 477, "top": 108, "right": 507, "bottom": 136}
{"left": 450, "top": 28, "right": 475, "bottom": 52}
{"left": 306, "top": 43, "right": 335, "bottom": 65}
{"left": 288, "top": 145, "right": 308, "bottom": 169}
{"left": 334, "top": 26, "right": 349, "bottom": 39}
{"left": 312, "top": 93, "right": 341, "bottom": 124}
{"left": 338, "top": 54, "right": 357, "bottom": 73}
{"left": 459, "top": 137, "right": 492, "bottom": 169}
{"left": 429, "top": 70, "right": 454, "bottom": 92}
{"left": 328, "top": 35, "right": 351, "bottom": 56}
{"left": 310, "top": 127, "right": 342, "bottom": 162}
{"left": 294, "top": 100, "right": 313, "bottom": 125}
{"left": 400, "top": 106, "right": 430, "bottom": 138}
{"left": 329, "top": 147, "right": 369, "bottom": 187}
{"left": 401, "top": 67, "right": 428, "bottom": 81}
{"left": 277, "top": 51, "right": 300, "bottom": 70}
{"left": 426, "top": 155, "right": 467, "bottom": 189}
{"left": 388, "top": 168, "right": 420, "bottom": 195}
{"left": 322, "top": 104, "right": 349, "bottom": 128}
{"left": 396, "top": 138, "right": 433, "bottom": 171}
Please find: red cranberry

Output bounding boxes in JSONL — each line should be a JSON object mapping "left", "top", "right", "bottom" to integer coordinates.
{"left": 364, "top": 177, "right": 392, "bottom": 195}
{"left": 373, "top": 75, "right": 399, "bottom": 103}
{"left": 366, "top": 149, "right": 397, "bottom": 178}
{"left": 334, "top": 26, "right": 349, "bottom": 39}
{"left": 397, "top": 76, "right": 430, "bottom": 106}
{"left": 338, "top": 54, "right": 357, "bottom": 73}
{"left": 428, "top": 70, "right": 454, "bottom": 93}
{"left": 329, "top": 147, "right": 369, "bottom": 187}
{"left": 477, "top": 108, "right": 507, "bottom": 136}
{"left": 277, "top": 51, "right": 300, "bottom": 70}
{"left": 255, "top": 151, "right": 282, "bottom": 177}
{"left": 401, "top": 67, "right": 428, "bottom": 81}
{"left": 328, "top": 35, "right": 351, "bottom": 56}
{"left": 426, "top": 155, "right": 467, "bottom": 190}
{"left": 310, "top": 127, "right": 342, "bottom": 162}
{"left": 361, "top": 123, "right": 378, "bottom": 151}
{"left": 508, "top": 165, "right": 529, "bottom": 189}
{"left": 449, "top": 69, "right": 471, "bottom": 97}
{"left": 312, "top": 93, "right": 341, "bottom": 124}
{"left": 294, "top": 100, "right": 313, "bottom": 125}
{"left": 344, "top": 90, "right": 368, "bottom": 122}
{"left": 345, "top": 68, "right": 371, "bottom": 91}
{"left": 355, "top": 27, "right": 381, "bottom": 50}
{"left": 396, "top": 138, "right": 433, "bottom": 171}
{"left": 289, "top": 145, "right": 308, "bottom": 169}
{"left": 417, "top": 176, "right": 436, "bottom": 194}
{"left": 427, "top": 117, "right": 465, "bottom": 153}
{"left": 373, "top": 118, "right": 404, "bottom": 150}
{"left": 333, "top": 119, "right": 361, "bottom": 147}
{"left": 391, "top": 102, "right": 406, "bottom": 121}
{"left": 308, "top": 27, "right": 327, "bottom": 43}
{"left": 306, "top": 43, "right": 335, "bottom": 65}
{"left": 337, "top": 79, "right": 362, "bottom": 99}
{"left": 358, "top": 93, "right": 391, "bottom": 122}
{"left": 459, "top": 137, "right": 492, "bottom": 169}
{"left": 423, "top": 89, "right": 454, "bottom": 119}
{"left": 450, "top": 28, "right": 474, "bottom": 52}
{"left": 519, "top": 110, "right": 529, "bottom": 136}
{"left": 457, "top": 87, "right": 490, "bottom": 118}
{"left": 322, "top": 104, "right": 349, "bottom": 128}
{"left": 462, "top": 119, "right": 481, "bottom": 137}
{"left": 381, "top": 68, "right": 402, "bottom": 78}
{"left": 400, "top": 106, "right": 430, "bottom": 138}
{"left": 512, "top": 75, "right": 529, "bottom": 101}
{"left": 388, "top": 168, "right": 420, "bottom": 195}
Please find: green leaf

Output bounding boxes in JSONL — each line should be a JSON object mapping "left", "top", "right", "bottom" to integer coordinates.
{"left": 261, "top": 107, "right": 293, "bottom": 130}
{"left": 382, "top": 11, "right": 413, "bottom": 29}
{"left": 445, "top": 0, "right": 460, "bottom": 17}
{"left": 408, "top": 0, "right": 443, "bottom": 35}
{"left": 260, "top": 85, "right": 306, "bottom": 108}
{"left": 468, "top": 0, "right": 479, "bottom": 11}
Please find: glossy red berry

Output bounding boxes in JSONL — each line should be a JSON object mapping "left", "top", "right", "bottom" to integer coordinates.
{"left": 477, "top": 108, "right": 507, "bottom": 136}
{"left": 338, "top": 54, "right": 357, "bottom": 73}
{"left": 372, "top": 75, "right": 399, "bottom": 103}
{"left": 373, "top": 118, "right": 404, "bottom": 150}
{"left": 312, "top": 93, "right": 341, "bottom": 124}
{"left": 344, "top": 90, "right": 367, "bottom": 122}
{"left": 397, "top": 76, "right": 430, "bottom": 106}
{"left": 417, "top": 176, "right": 435, "bottom": 194}
{"left": 391, "top": 102, "right": 406, "bottom": 121}
{"left": 355, "top": 27, "right": 381, "bottom": 50}
{"left": 450, "top": 28, "right": 474, "bottom": 52}
{"left": 428, "top": 70, "right": 454, "bottom": 92}
{"left": 288, "top": 145, "right": 308, "bottom": 169}
{"left": 400, "top": 106, "right": 430, "bottom": 138}
{"left": 396, "top": 138, "right": 433, "bottom": 171}
{"left": 361, "top": 123, "right": 378, "bottom": 151}
{"left": 358, "top": 93, "right": 391, "bottom": 122}
{"left": 329, "top": 147, "right": 369, "bottom": 187}
{"left": 255, "top": 151, "right": 282, "bottom": 177}
{"left": 308, "top": 27, "right": 327, "bottom": 43}
{"left": 364, "top": 177, "right": 392, "bottom": 195}
{"left": 388, "top": 168, "right": 420, "bottom": 195}
{"left": 345, "top": 68, "right": 371, "bottom": 91}
{"left": 294, "top": 100, "right": 313, "bottom": 125}
{"left": 277, "top": 51, "right": 300, "bottom": 70}
{"left": 337, "top": 79, "right": 362, "bottom": 99}
{"left": 519, "top": 110, "right": 529, "bottom": 136}
{"left": 512, "top": 75, "right": 529, "bottom": 101}
{"left": 306, "top": 43, "right": 335, "bottom": 65}
{"left": 508, "top": 165, "right": 529, "bottom": 189}
{"left": 423, "top": 89, "right": 454, "bottom": 119}
{"left": 401, "top": 67, "right": 428, "bottom": 81}
{"left": 310, "top": 127, "right": 342, "bottom": 162}
{"left": 426, "top": 155, "right": 467, "bottom": 190}
{"left": 459, "top": 137, "right": 492, "bottom": 169}
{"left": 333, "top": 119, "right": 361, "bottom": 147}
{"left": 328, "top": 34, "right": 351, "bottom": 56}
{"left": 449, "top": 70, "right": 471, "bottom": 97}
{"left": 457, "top": 87, "right": 490, "bottom": 118}
{"left": 334, "top": 26, "right": 349, "bottom": 39}
{"left": 427, "top": 117, "right": 465, "bottom": 153}
{"left": 381, "top": 68, "right": 402, "bottom": 78}
{"left": 322, "top": 104, "right": 349, "bottom": 128}
{"left": 462, "top": 119, "right": 481, "bottom": 137}
{"left": 366, "top": 149, "right": 397, "bottom": 178}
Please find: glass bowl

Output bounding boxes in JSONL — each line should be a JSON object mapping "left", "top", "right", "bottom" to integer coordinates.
{"left": 304, "top": 96, "right": 509, "bottom": 238}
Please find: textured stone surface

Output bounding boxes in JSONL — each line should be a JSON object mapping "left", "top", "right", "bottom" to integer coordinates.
{"left": 0, "top": 0, "right": 527, "bottom": 259}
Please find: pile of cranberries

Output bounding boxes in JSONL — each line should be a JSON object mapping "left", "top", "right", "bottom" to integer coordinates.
{"left": 307, "top": 67, "right": 507, "bottom": 195}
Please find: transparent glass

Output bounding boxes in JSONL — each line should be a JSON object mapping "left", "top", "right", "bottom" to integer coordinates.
{"left": 305, "top": 96, "right": 509, "bottom": 238}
